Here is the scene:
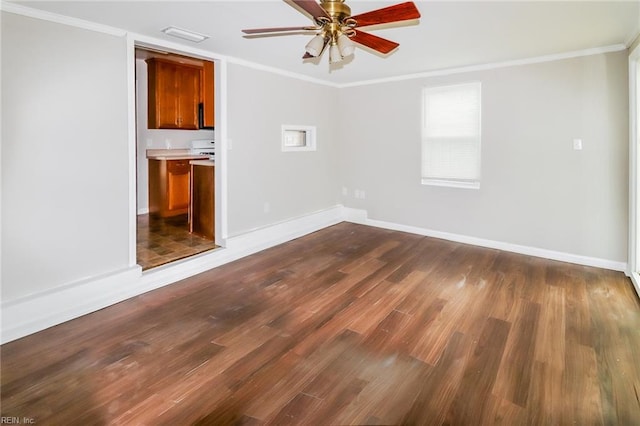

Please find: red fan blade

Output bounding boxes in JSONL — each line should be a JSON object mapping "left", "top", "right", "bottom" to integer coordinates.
{"left": 350, "top": 2, "right": 421, "bottom": 28}
{"left": 289, "top": 0, "right": 330, "bottom": 19}
{"left": 242, "top": 26, "right": 316, "bottom": 34}
{"left": 350, "top": 30, "right": 399, "bottom": 54}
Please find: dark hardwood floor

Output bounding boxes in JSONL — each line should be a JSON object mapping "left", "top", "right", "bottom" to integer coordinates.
{"left": 2, "top": 222, "right": 640, "bottom": 424}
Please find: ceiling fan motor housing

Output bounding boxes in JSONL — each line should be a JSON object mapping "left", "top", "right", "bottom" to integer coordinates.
{"left": 318, "top": 0, "right": 356, "bottom": 44}
{"left": 320, "top": 0, "right": 351, "bottom": 22}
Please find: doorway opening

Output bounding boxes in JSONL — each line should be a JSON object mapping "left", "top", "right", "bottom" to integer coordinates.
{"left": 134, "top": 47, "right": 218, "bottom": 270}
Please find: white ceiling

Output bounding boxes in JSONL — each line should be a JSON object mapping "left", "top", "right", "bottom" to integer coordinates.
{"left": 10, "top": 1, "right": 640, "bottom": 85}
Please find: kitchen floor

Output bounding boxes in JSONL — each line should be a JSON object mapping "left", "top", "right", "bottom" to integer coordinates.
{"left": 136, "top": 214, "right": 217, "bottom": 270}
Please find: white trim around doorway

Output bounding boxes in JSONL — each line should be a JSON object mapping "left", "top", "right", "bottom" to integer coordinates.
{"left": 628, "top": 41, "right": 640, "bottom": 297}
{"left": 126, "top": 33, "right": 230, "bottom": 265}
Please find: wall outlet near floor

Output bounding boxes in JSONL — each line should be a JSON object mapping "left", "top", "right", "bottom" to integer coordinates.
{"left": 263, "top": 202, "right": 270, "bottom": 214}
{"left": 354, "top": 190, "right": 366, "bottom": 199}
{"left": 342, "top": 187, "right": 348, "bottom": 196}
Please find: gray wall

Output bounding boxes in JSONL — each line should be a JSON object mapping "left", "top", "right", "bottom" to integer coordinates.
{"left": 337, "top": 51, "right": 629, "bottom": 262}
{"left": 1, "top": 10, "right": 630, "bottom": 308}
{"left": 1, "top": 12, "right": 130, "bottom": 300}
{"left": 1, "top": 12, "right": 342, "bottom": 304}
{"left": 226, "top": 64, "right": 340, "bottom": 235}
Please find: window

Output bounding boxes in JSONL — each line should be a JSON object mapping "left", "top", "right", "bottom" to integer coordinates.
{"left": 282, "top": 125, "right": 316, "bottom": 152}
{"left": 421, "top": 82, "right": 481, "bottom": 189}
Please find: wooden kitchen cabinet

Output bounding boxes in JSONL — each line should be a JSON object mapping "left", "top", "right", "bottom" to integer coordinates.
{"left": 200, "top": 60, "right": 215, "bottom": 128}
{"left": 190, "top": 162, "right": 215, "bottom": 240}
{"left": 147, "top": 58, "right": 200, "bottom": 130}
{"left": 149, "top": 159, "right": 191, "bottom": 217}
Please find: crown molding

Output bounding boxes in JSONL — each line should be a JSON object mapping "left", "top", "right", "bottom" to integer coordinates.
{"left": 627, "top": 31, "right": 640, "bottom": 50}
{"left": 0, "top": 0, "right": 338, "bottom": 88}
{"left": 0, "top": 0, "right": 125, "bottom": 37}
{"left": 0, "top": 0, "right": 630, "bottom": 89}
{"left": 337, "top": 44, "right": 628, "bottom": 88}
{"left": 130, "top": 33, "right": 338, "bottom": 87}
{"left": 225, "top": 56, "right": 340, "bottom": 88}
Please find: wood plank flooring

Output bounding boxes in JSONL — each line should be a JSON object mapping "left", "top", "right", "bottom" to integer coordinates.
{"left": 2, "top": 222, "right": 640, "bottom": 425}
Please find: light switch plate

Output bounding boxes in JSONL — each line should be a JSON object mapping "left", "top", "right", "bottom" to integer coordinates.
{"left": 573, "top": 139, "right": 583, "bottom": 150}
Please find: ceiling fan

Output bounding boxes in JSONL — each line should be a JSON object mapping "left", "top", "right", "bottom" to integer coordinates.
{"left": 242, "top": 0, "right": 421, "bottom": 65}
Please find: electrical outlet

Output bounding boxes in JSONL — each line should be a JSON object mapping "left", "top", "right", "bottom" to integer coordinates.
{"left": 228, "top": 139, "right": 233, "bottom": 150}
{"left": 263, "top": 202, "right": 270, "bottom": 214}
{"left": 361, "top": 191, "right": 366, "bottom": 199}
{"left": 342, "top": 187, "right": 348, "bottom": 196}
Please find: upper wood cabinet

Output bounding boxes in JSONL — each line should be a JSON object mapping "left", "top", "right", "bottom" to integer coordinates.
{"left": 146, "top": 58, "right": 201, "bottom": 130}
{"left": 200, "top": 61, "right": 215, "bottom": 129}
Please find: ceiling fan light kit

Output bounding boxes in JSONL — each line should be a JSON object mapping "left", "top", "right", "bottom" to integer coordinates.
{"left": 329, "top": 43, "right": 342, "bottom": 64}
{"left": 305, "top": 34, "right": 326, "bottom": 57}
{"left": 242, "top": 0, "right": 420, "bottom": 67}
{"left": 337, "top": 34, "right": 355, "bottom": 57}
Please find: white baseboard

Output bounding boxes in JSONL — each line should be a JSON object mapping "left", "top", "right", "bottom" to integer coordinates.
{"left": 1, "top": 266, "right": 143, "bottom": 344}
{"left": 630, "top": 272, "right": 640, "bottom": 298}
{"left": 137, "top": 207, "right": 149, "bottom": 215}
{"left": 3, "top": 204, "right": 630, "bottom": 344}
{"left": 0, "top": 205, "right": 344, "bottom": 344}
{"left": 132, "top": 205, "right": 345, "bottom": 300}
{"left": 344, "top": 207, "right": 628, "bottom": 273}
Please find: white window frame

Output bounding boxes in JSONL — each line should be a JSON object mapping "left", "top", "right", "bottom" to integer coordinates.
{"left": 281, "top": 125, "right": 316, "bottom": 152}
{"left": 421, "top": 82, "right": 482, "bottom": 189}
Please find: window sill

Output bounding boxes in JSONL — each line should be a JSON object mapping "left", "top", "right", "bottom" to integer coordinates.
{"left": 421, "top": 178, "right": 480, "bottom": 189}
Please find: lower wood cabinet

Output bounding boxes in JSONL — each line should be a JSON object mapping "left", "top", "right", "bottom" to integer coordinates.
{"left": 190, "top": 162, "right": 215, "bottom": 240}
{"left": 148, "top": 159, "right": 190, "bottom": 217}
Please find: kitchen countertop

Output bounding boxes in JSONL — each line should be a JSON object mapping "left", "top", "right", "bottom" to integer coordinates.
{"left": 146, "top": 149, "right": 208, "bottom": 161}
{"left": 189, "top": 160, "right": 215, "bottom": 167}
